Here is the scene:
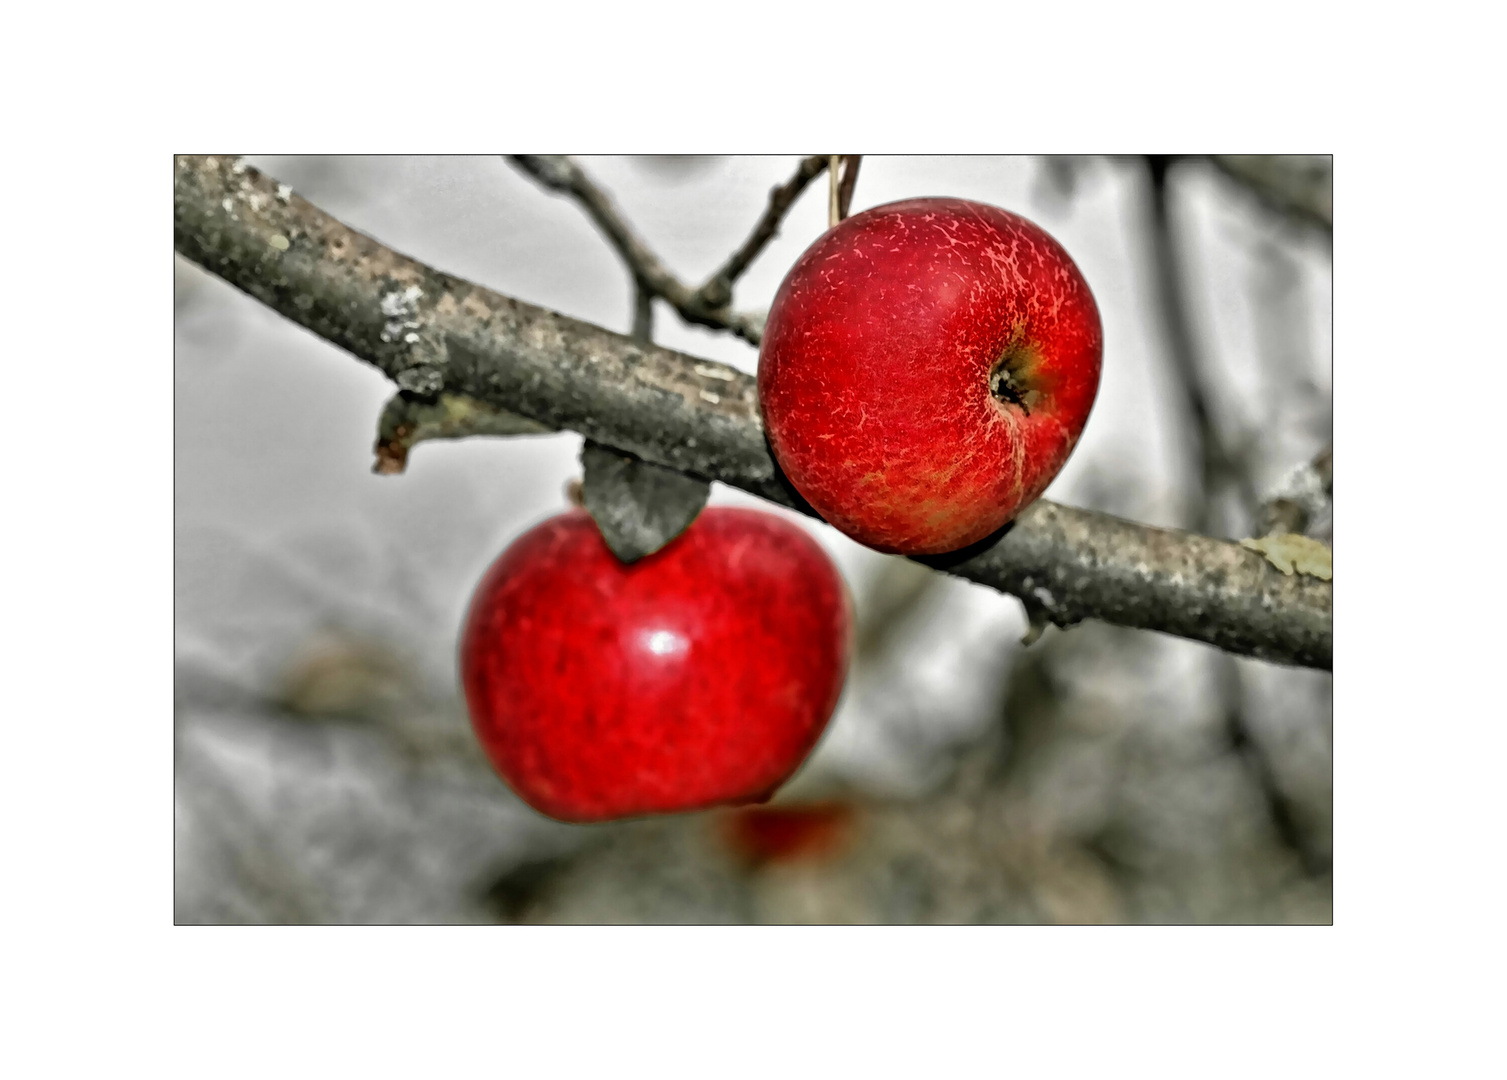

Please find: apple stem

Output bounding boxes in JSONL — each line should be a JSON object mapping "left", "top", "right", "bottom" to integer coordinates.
{"left": 826, "top": 156, "right": 864, "bottom": 229}
{"left": 828, "top": 156, "right": 841, "bottom": 228}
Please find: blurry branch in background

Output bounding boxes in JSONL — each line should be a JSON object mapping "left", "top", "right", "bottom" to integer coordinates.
{"left": 1032, "top": 156, "right": 1091, "bottom": 208}
{"left": 1219, "top": 658, "right": 1332, "bottom": 877}
{"left": 1143, "top": 155, "right": 1332, "bottom": 877}
{"left": 1144, "top": 155, "right": 1259, "bottom": 530}
{"left": 1209, "top": 155, "right": 1333, "bottom": 235}
{"left": 508, "top": 155, "right": 817, "bottom": 345}
{"left": 1142, "top": 157, "right": 1332, "bottom": 545}
{"left": 854, "top": 557, "right": 939, "bottom": 660}
{"left": 632, "top": 281, "right": 655, "bottom": 342}
{"left": 1257, "top": 442, "right": 1333, "bottom": 538}
{"left": 173, "top": 155, "right": 1331, "bottom": 670}
{"left": 175, "top": 739, "right": 323, "bottom": 924}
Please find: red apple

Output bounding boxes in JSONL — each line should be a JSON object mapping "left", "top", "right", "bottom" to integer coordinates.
{"left": 758, "top": 196, "right": 1103, "bottom": 555}
{"left": 460, "top": 507, "right": 852, "bottom": 823}
{"left": 718, "top": 801, "right": 857, "bottom": 867}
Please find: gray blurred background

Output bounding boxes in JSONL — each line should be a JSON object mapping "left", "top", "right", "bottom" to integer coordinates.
{"left": 174, "top": 155, "right": 1332, "bottom": 924}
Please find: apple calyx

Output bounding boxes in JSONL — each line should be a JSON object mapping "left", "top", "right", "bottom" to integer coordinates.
{"left": 987, "top": 325, "right": 1046, "bottom": 416}
{"left": 988, "top": 350, "right": 1042, "bottom": 416}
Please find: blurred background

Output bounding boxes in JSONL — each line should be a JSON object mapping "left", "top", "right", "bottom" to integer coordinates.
{"left": 174, "top": 155, "right": 1332, "bottom": 924}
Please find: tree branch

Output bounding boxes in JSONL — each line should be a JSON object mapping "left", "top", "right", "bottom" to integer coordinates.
{"left": 631, "top": 280, "right": 655, "bottom": 343}
{"left": 507, "top": 155, "right": 768, "bottom": 345}
{"left": 173, "top": 155, "right": 1332, "bottom": 670}
{"left": 373, "top": 391, "right": 550, "bottom": 475}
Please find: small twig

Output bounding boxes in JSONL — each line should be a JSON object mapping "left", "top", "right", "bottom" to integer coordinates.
{"left": 631, "top": 281, "right": 654, "bottom": 343}
{"left": 694, "top": 155, "right": 829, "bottom": 309}
{"left": 1257, "top": 442, "right": 1333, "bottom": 537}
{"left": 373, "top": 392, "right": 550, "bottom": 475}
{"left": 1312, "top": 442, "right": 1333, "bottom": 488}
{"left": 507, "top": 155, "right": 766, "bottom": 345}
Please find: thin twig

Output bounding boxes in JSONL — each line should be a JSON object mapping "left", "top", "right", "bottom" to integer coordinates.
{"left": 373, "top": 392, "right": 549, "bottom": 475}
{"left": 1257, "top": 442, "right": 1333, "bottom": 537}
{"left": 508, "top": 155, "right": 767, "bottom": 345}
{"left": 694, "top": 155, "right": 829, "bottom": 308}
{"left": 174, "top": 155, "right": 1332, "bottom": 670}
{"left": 631, "top": 281, "right": 654, "bottom": 343}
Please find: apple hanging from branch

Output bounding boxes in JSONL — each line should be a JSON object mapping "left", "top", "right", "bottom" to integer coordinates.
{"left": 759, "top": 197, "right": 1104, "bottom": 555}
{"left": 460, "top": 507, "right": 852, "bottom": 823}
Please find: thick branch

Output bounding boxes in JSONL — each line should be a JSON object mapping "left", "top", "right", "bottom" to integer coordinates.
{"left": 508, "top": 155, "right": 767, "bottom": 345}
{"left": 174, "top": 155, "right": 1332, "bottom": 670}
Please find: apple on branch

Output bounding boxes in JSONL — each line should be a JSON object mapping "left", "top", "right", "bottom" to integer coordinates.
{"left": 758, "top": 197, "right": 1103, "bottom": 555}
{"left": 460, "top": 507, "right": 853, "bottom": 823}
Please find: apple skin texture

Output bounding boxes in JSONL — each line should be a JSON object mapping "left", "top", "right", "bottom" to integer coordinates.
{"left": 460, "top": 508, "right": 852, "bottom": 823}
{"left": 759, "top": 197, "right": 1103, "bottom": 555}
